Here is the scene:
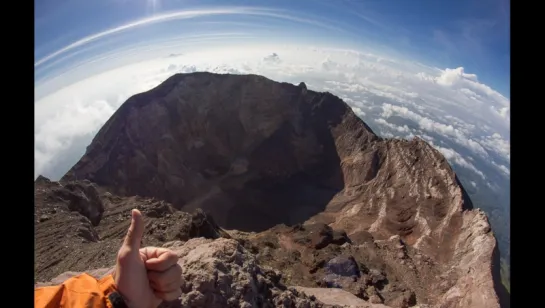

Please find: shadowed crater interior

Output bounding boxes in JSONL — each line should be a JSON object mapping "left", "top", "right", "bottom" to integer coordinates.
{"left": 62, "top": 73, "right": 355, "bottom": 232}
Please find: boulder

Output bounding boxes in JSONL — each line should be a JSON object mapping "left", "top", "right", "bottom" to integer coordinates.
{"left": 51, "top": 181, "right": 104, "bottom": 226}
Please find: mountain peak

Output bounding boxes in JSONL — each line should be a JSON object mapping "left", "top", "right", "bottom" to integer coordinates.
{"left": 49, "top": 72, "right": 505, "bottom": 307}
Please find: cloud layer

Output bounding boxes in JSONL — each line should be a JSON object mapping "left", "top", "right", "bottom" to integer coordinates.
{"left": 35, "top": 45, "right": 510, "bottom": 180}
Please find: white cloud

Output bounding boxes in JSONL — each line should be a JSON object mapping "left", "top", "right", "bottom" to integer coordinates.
{"left": 35, "top": 99, "right": 116, "bottom": 176}
{"left": 381, "top": 132, "right": 394, "bottom": 138}
{"left": 436, "top": 67, "right": 509, "bottom": 108}
{"left": 490, "top": 105, "right": 510, "bottom": 122}
{"left": 374, "top": 118, "right": 410, "bottom": 133}
{"left": 433, "top": 145, "right": 486, "bottom": 179}
{"left": 480, "top": 133, "right": 510, "bottom": 161}
{"left": 263, "top": 52, "right": 281, "bottom": 63}
{"left": 351, "top": 106, "right": 366, "bottom": 117}
{"left": 436, "top": 66, "right": 478, "bottom": 85}
{"left": 486, "top": 181, "right": 500, "bottom": 191}
{"left": 419, "top": 133, "right": 435, "bottom": 143}
{"left": 380, "top": 103, "right": 490, "bottom": 158}
{"left": 491, "top": 160, "right": 510, "bottom": 176}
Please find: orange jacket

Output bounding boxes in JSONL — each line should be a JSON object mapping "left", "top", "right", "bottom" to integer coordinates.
{"left": 35, "top": 273, "right": 126, "bottom": 308}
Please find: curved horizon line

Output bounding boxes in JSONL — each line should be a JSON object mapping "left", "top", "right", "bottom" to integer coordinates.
{"left": 35, "top": 6, "right": 345, "bottom": 68}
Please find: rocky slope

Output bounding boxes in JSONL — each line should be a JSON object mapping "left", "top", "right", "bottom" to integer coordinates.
{"left": 36, "top": 72, "right": 508, "bottom": 307}
{"left": 34, "top": 177, "right": 388, "bottom": 308}
{"left": 34, "top": 175, "right": 229, "bottom": 282}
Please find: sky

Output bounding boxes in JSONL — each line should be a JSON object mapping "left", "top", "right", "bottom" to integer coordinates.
{"left": 35, "top": 0, "right": 510, "bottom": 261}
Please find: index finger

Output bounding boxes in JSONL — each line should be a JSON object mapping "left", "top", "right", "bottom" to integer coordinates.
{"left": 141, "top": 247, "right": 179, "bottom": 272}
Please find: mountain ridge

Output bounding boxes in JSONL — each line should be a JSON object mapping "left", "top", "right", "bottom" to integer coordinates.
{"left": 36, "top": 72, "right": 508, "bottom": 307}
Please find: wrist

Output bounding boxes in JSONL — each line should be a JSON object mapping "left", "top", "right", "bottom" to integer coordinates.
{"left": 107, "top": 291, "right": 130, "bottom": 308}
{"left": 100, "top": 273, "right": 132, "bottom": 308}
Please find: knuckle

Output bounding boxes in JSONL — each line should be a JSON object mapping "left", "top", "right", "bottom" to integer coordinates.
{"left": 167, "top": 251, "right": 178, "bottom": 262}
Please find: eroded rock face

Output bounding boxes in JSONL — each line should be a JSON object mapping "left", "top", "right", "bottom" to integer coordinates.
{"left": 188, "top": 208, "right": 231, "bottom": 240}
{"left": 47, "top": 180, "right": 105, "bottom": 226}
{"left": 34, "top": 177, "right": 230, "bottom": 282}
{"left": 45, "top": 73, "right": 506, "bottom": 307}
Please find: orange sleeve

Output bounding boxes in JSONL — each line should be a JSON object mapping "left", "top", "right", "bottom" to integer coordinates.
{"left": 35, "top": 273, "right": 120, "bottom": 308}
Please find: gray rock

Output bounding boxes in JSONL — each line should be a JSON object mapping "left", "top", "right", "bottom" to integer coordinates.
{"left": 294, "top": 287, "right": 392, "bottom": 307}
{"left": 167, "top": 238, "right": 323, "bottom": 308}
{"left": 50, "top": 181, "right": 104, "bottom": 226}
{"left": 322, "top": 255, "right": 360, "bottom": 289}
{"left": 325, "top": 255, "right": 360, "bottom": 277}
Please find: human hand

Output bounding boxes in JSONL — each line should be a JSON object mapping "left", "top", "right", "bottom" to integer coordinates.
{"left": 114, "top": 209, "right": 182, "bottom": 308}
{"left": 140, "top": 246, "right": 182, "bottom": 301}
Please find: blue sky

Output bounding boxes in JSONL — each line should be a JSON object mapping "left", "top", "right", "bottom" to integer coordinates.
{"left": 35, "top": 0, "right": 510, "bottom": 97}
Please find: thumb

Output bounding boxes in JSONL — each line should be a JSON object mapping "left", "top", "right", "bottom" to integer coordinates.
{"left": 123, "top": 209, "right": 145, "bottom": 250}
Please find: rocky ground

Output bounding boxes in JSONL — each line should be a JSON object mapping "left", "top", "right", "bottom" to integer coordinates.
{"left": 36, "top": 177, "right": 392, "bottom": 307}
{"left": 35, "top": 175, "right": 506, "bottom": 308}
{"left": 233, "top": 224, "right": 436, "bottom": 307}
{"left": 35, "top": 176, "right": 226, "bottom": 282}
{"left": 36, "top": 72, "right": 509, "bottom": 308}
